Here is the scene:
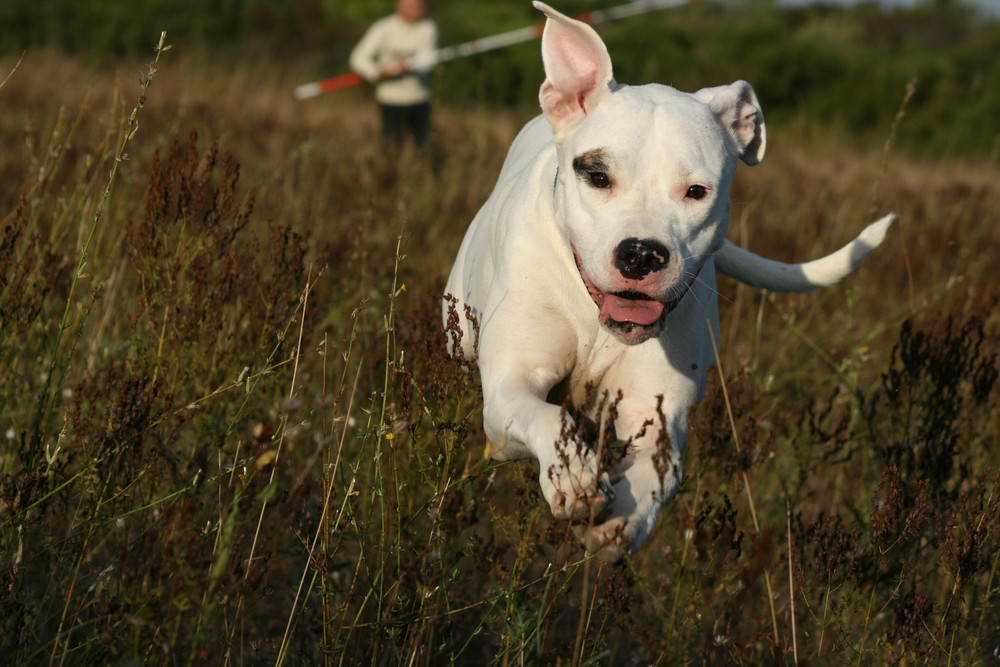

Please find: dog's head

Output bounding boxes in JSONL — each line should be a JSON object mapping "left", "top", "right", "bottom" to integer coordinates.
{"left": 535, "top": 1, "right": 766, "bottom": 344}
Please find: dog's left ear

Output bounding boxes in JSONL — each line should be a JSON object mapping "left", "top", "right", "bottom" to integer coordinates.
{"left": 534, "top": 1, "right": 615, "bottom": 137}
{"left": 695, "top": 81, "right": 767, "bottom": 166}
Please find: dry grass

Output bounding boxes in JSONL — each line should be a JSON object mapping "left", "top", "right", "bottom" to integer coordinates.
{"left": 0, "top": 44, "right": 997, "bottom": 665}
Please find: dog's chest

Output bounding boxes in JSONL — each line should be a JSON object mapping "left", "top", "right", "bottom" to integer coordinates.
{"left": 545, "top": 332, "right": 634, "bottom": 411}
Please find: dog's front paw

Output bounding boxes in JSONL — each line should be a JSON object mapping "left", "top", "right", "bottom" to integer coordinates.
{"left": 575, "top": 509, "right": 655, "bottom": 563}
{"left": 573, "top": 458, "right": 681, "bottom": 561}
{"left": 574, "top": 518, "right": 630, "bottom": 562}
{"left": 538, "top": 449, "right": 613, "bottom": 521}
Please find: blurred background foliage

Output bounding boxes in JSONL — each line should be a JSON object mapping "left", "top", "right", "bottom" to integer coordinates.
{"left": 2, "top": 0, "right": 997, "bottom": 156}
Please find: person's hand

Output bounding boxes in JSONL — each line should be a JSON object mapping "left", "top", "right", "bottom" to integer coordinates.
{"left": 379, "top": 58, "right": 410, "bottom": 79}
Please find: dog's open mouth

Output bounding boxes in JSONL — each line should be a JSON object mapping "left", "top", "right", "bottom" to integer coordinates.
{"left": 600, "top": 291, "right": 666, "bottom": 329}
{"left": 573, "top": 247, "right": 690, "bottom": 343}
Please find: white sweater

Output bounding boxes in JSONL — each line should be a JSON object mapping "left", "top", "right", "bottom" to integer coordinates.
{"left": 349, "top": 14, "right": 438, "bottom": 106}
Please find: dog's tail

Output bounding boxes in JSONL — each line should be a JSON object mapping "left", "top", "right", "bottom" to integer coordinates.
{"left": 715, "top": 213, "right": 894, "bottom": 293}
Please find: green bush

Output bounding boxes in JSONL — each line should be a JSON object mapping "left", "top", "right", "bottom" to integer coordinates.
{"left": 2, "top": 1, "right": 998, "bottom": 157}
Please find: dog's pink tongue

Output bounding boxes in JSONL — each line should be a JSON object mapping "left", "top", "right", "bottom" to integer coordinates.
{"left": 601, "top": 296, "right": 664, "bottom": 326}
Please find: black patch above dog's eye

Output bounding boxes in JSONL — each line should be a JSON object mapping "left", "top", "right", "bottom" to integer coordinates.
{"left": 589, "top": 172, "right": 611, "bottom": 189}
{"left": 686, "top": 185, "right": 708, "bottom": 200}
{"left": 573, "top": 149, "right": 613, "bottom": 189}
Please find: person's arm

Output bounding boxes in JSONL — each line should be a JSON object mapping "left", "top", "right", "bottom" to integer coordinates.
{"left": 348, "top": 20, "right": 385, "bottom": 82}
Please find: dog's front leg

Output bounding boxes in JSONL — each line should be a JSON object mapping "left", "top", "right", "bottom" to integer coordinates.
{"left": 482, "top": 369, "right": 613, "bottom": 522}
{"left": 576, "top": 400, "right": 686, "bottom": 561}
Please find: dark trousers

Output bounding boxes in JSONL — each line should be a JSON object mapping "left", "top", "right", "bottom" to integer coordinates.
{"left": 379, "top": 102, "right": 430, "bottom": 148}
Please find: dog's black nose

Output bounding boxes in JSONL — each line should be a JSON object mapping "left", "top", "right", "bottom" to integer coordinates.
{"left": 614, "top": 238, "right": 669, "bottom": 280}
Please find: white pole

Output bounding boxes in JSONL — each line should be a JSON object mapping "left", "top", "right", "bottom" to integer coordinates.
{"left": 293, "top": 0, "right": 698, "bottom": 99}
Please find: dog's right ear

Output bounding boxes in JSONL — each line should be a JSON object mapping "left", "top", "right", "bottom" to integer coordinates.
{"left": 534, "top": 1, "right": 615, "bottom": 138}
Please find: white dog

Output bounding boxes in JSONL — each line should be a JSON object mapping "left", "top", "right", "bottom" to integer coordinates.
{"left": 443, "top": 2, "right": 892, "bottom": 561}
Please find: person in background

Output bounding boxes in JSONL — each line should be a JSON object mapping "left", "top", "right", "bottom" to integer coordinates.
{"left": 349, "top": 0, "right": 438, "bottom": 149}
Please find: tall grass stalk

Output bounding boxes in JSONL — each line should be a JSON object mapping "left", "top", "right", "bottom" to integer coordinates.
{"left": 370, "top": 231, "right": 407, "bottom": 666}
{"left": 0, "top": 51, "right": 24, "bottom": 89}
{"left": 298, "top": 320, "right": 365, "bottom": 662}
{"left": 275, "top": 281, "right": 368, "bottom": 664}
{"left": 707, "top": 323, "right": 782, "bottom": 653}
{"left": 571, "top": 406, "right": 614, "bottom": 666}
{"left": 664, "top": 519, "right": 694, "bottom": 653}
{"left": 29, "top": 34, "right": 168, "bottom": 463}
{"left": 870, "top": 77, "right": 918, "bottom": 315}
{"left": 786, "top": 500, "right": 799, "bottom": 665}
{"left": 224, "top": 270, "right": 314, "bottom": 664}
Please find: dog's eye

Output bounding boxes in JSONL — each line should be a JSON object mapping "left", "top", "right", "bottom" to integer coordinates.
{"left": 589, "top": 172, "right": 611, "bottom": 189}
{"left": 686, "top": 185, "right": 708, "bottom": 200}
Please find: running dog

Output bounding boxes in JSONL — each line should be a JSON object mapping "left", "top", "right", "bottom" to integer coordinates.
{"left": 443, "top": 2, "right": 892, "bottom": 561}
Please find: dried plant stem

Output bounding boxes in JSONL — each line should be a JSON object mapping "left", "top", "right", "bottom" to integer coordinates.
{"left": 869, "top": 77, "right": 917, "bottom": 314}
{"left": 786, "top": 501, "right": 799, "bottom": 665}
{"left": 30, "top": 32, "right": 170, "bottom": 463}
{"left": 817, "top": 579, "right": 833, "bottom": 656}
{"left": 48, "top": 531, "right": 92, "bottom": 667}
{"left": 371, "top": 231, "right": 408, "bottom": 666}
{"left": 278, "top": 322, "right": 365, "bottom": 666}
{"left": 976, "top": 539, "right": 1000, "bottom": 646}
{"left": 0, "top": 51, "right": 24, "bottom": 90}
{"left": 572, "top": 398, "right": 613, "bottom": 665}
{"left": 868, "top": 77, "right": 916, "bottom": 222}
{"left": 220, "top": 272, "right": 314, "bottom": 665}
{"left": 666, "top": 525, "right": 694, "bottom": 649}
{"left": 572, "top": 552, "right": 595, "bottom": 660}
{"left": 939, "top": 487, "right": 995, "bottom": 657}
{"left": 707, "top": 323, "right": 781, "bottom": 652}
{"left": 856, "top": 560, "right": 907, "bottom": 664}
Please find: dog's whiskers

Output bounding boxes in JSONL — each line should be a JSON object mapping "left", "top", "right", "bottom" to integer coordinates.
{"left": 687, "top": 268, "right": 729, "bottom": 304}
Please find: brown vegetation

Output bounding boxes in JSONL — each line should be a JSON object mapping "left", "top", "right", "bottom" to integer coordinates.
{"left": 0, "top": 43, "right": 997, "bottom": 665}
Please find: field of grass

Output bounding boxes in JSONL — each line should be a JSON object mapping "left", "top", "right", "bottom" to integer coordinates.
{"left": 1, "top": 17, "right": 998, "bottom": 666}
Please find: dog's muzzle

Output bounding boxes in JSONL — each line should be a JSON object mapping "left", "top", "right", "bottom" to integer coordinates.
{"left": 573, "top": 246, "right": 695, "bottom": 345}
